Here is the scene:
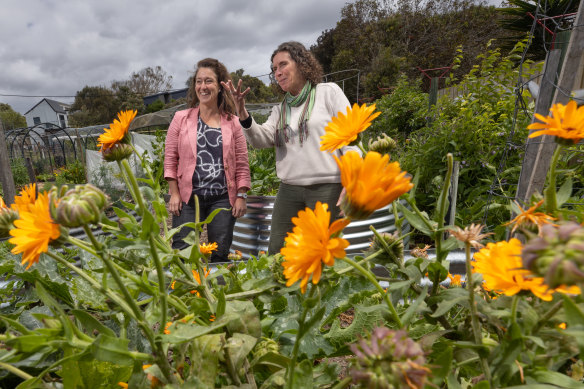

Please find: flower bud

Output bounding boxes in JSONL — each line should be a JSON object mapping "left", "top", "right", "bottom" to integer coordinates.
{"left": 0, "top": 207, "right": 19, "bottom": 238}
{"left": 253, "top": 337, "right": 280, "bottom": 359}
{"left": 271, "top": 253, "right": 287, "bottom": 285}
{"left": 53, "top": 184, "right": 109, "bottom": 228}
{"left": 368, "top": 133, "right": 398, "bottom": 155}
{"left": 365, "top": 232, "right": 404, "bottom": 266}
{"left": 522, "top": 222, "right": 584, "bottom": 289}
{"left": 350, "top": 327, "right": 430, "bottom": 389}
{"left": 102, "top": 143, "right": 133, "bottom": 162}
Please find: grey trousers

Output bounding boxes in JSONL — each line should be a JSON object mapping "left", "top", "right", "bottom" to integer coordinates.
{"left": 268, "top": 182, "right": 343, "bottom": 255}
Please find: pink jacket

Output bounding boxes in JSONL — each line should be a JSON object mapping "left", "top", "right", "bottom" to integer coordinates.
{"left": 164, "top": 108, "right": 251, "bottom": 206}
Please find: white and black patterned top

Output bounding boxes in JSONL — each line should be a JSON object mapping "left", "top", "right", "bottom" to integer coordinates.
{"left": 192, "top": 117, "right": 227, "bottom": 196}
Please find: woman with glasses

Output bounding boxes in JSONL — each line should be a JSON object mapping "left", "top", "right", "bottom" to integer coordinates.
{"left": 165, "top": 58, "right": 251, "bottom": 262}
{"left": 222, "top": 41, "right": 356, "bottom": 255}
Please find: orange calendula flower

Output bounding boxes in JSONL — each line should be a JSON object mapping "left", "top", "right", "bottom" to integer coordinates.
{"left": 320, "top": 103, "right": 381, "bottom": 152}
{"left": 9, "top": 191, "right": 61, "bottom": 269}
{"left": 164, "top": 321, "right": 172, "bottom": 335}
{"left": 504, "top": 199, "right": 557, "bottom": 235}
{"left": 472, "top": 238, "right": 580, "bottom": 301}
{"left": 0, "top": 196, "right": 6, "bottom": 209}
{"left": 117, "top": 383, "right": 129, "bottom": 388}
{"left": 11, "top": 183, "right": 37, "bottom": 214}
{"left": 528, "top": 100, "right": 584, "bottom": 144}
{"left": 190, "top": 268, "right": 210, "bottom": 296}
{"left": 97, "top": 109, "right": 137, "bottom": 151}
{"left": 335, "top": 151, "right": 413, "bottom": 220}
{"left": 448, "top": 273, "right": 462, "bottom": 287}
{"left": 558, "top": 322, "right": 567, "bottom": 329}
{"left": 281, "top": 202, "right": 350, "bottom": 293}
{"left": 200, "top": 242, "right": 218, "bottom": 255}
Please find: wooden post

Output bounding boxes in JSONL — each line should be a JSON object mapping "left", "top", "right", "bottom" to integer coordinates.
{"left": 25, "top": 157, "right": 37, "bottom": 184}
{"left": 0, "top": 119, "right": 16, "bottom": 205}
{"left": 515, "top": 3, "right": 584, "bottom": 203}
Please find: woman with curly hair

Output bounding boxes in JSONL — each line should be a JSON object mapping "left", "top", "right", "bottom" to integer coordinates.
{"left": 165, "top": 58, "right": 251, "bottom": 262}
{"left": 222, "top": 41, "right": 357, "bottom": 254}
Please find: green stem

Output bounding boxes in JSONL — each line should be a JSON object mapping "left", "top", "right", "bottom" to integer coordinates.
{"left": 68, "top": 235, "right": 97, "bottom": 255}
{"left": 357, "top": 142, "right": 367, "bottom": 155}
{"left": 192, "top": 195, "right": 215, "bottom": 303}
{"left": 120, "top": 158, "right": 146, "bottom": 214}
{"left": 532, "top": 300, "right": 563, "bottom": 333}
{"left": 340, "top": 257, "right": 402, "bottom": 327}
{"left": 544, "top": 145, "right": 563, "bottom": 215}
{"left": 435, "top": 153, "right": 453, "bottom": 265}
{"left": 0, "top": 361, "right": 34, "bottom": 381}
{"left": 464, "top": 242, "right": 491, "bottom": 384}
{"left": 286, "top": 285, "right": 317, "bottom": 389}
{"left": 149, "top": 234, "right": 168, "bottom": 332}
{"left": 391, "top": 200, "right": 402, "bottom": 236}
{"left": 511, "top": 295, "right": 519, "bottom": 326}
{"left": 336, "top": 249, "right": 384, "bottom": 275}
{"left": 116, "top": 160, "right": 138, "bottom": 204}
{"left": 331, "top": 377, "right": 352, "bottom": 389}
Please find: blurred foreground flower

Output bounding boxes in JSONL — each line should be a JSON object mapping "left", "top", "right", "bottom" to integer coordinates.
{"left": 52, "top": 184, "right": 109, "bottom": 228}
{"left": 522, "top": 222, "right": 584, "bottom": 289}
{"left": 335, "top": 151, "right": 413, "bottom": 220}
{"left": 9, "top": 191, "right": 61, "bottom": 269}
{"left": 10, "top": 183, "right": 37, "bottom": 214}
{"left": 449, "top": 223, "right": 492, "bottom": 249}
{"left": 528, "top": 100, "right": 584, "bottom": 145}
{"left": 448, "top": 273, "right": 462, "bottom": 287}
{"left": 504, "top": 199, "right": 557, "bottom": 235}
{"left": 320, "top": 103, "right": 380, "bottom": 152}
{"left": 473, "top": 238, "right": 579, "bottom": 301}
{"left": 350, "top": 327, "right": 430, "bottom": 389}
{"left": 97, "top": 109, "right": 137, "bottom": 152}
{"left": 281, "top": 202, "right": 350, "bottom": 293}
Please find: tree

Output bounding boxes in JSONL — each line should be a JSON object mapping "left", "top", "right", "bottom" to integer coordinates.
{"left": 114, "top": 66, "right": 173, "bottom": 96}
{"left": 0, "top": 103, "right": 26, "bottom": 129}
{"left": 498, "top": 0, "right": 581, "bottom": 61}
{"left": 110, "top": 83, "right": 145, "bottom": 113}
{"left": 230, "top": 70, "right": 279, "bottom": 103}
{"left": 68, "top": 86, "right": 118, "bottom": 127}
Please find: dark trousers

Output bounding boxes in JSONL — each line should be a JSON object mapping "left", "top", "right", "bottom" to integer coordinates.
{"left": 268, "top": 182, "right": 343, "bottom": 255}
{"left": 172, "top": 193, "right": 235, "bottom": 263}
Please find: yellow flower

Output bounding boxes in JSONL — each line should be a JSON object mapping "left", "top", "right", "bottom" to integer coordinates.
{"left": 448, "top": 273, "right": 462, "bottom": 287}
{"left": 190, "top": 268, "right": 210, "bottom": 296}
{"left": 472, "top": 238, "right": 580, "bottom": 301}
{"left": 97, "top": 110, "right": 137, "bottom": 152}
{"left": 335, "top": 151, "right": 413, "bottom": 220}
{"left": 449, "top": 224, "right": 492, "bottom": 249}
{"left": 558, "top": 322, "right": 567, "bottom": 329}
{"left": 320, "top": 103, "right": 381, "bottom": 152}
{"left": 0, "top": 195, "right": 6, "bottom": 209}
{"left": 117, "top": 383, "right": 129, "bottom": 388}
{"left": 11, "top": 183, "right": 37, "bottom": 214}
{"left": 9, "top": 191, "right": 61, "bottom": 269}
{"left": 200, "top": 242, "right": 218, "bottom": 255}
{"left": 281, "top": 202, "right": 350, "bottom": 293}
{"left": 503, "top": 199, "right": 557, "bottom": 235}
{"left": 528, "top": 100, "right": 584, "bottom": 144}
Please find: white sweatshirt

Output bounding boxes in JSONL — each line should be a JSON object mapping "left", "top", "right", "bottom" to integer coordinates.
{"left": 243, "top": 82, "right": 358, "bottom": 186}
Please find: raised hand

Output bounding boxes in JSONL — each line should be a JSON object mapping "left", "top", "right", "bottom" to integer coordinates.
{"left": 221, "top": 79, "right": 251, "bottom": 120}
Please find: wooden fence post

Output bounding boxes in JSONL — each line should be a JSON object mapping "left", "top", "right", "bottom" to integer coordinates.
{"left": 515, "top": 4, "right": 584, "bottom": 203}
{"left": 0, "top": 120, "right": 17, "bottom": 205}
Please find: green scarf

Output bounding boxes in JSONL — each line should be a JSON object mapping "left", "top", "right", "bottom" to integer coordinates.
{"left": 276, "top": 81, "right": 316, "bottom": 147}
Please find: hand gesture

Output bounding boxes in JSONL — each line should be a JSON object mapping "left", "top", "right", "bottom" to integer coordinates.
{"left": 221, "top": 79, "right": 251, "bottom": 119}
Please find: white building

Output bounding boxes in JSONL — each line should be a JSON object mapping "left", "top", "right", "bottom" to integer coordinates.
{"left": 24, "top": 98, "right": 71, "bottom": 128}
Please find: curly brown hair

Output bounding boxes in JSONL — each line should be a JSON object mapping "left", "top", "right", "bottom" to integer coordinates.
{"left": 186, "top": 58, "right": 236, "bottom": 119}
{"left": 270, "top": 41, "right": 323, "bottom": 93}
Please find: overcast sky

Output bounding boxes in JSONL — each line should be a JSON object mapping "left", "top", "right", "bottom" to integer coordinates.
{"left": 0, "top": 0, "right": 504, "bottom": 115}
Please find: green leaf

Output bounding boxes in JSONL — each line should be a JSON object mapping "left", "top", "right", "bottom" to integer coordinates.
{"left": 430, "top": 288, "right": 468, "bottom": 317}
{"left": 225, "top": 300, "right": 261, "bottom": 338}
{"left": 290, "top": 359, "right": 314, "bottom": 389}
{"left": 556, "top": 177, "right": 573, "bottom": 208}
{"left": 89, "top": 334, "right": 133, "bottom": 366}
{"left": 225, "top": 333, "right": 258, "bottom": 372}
{"left": 250, "top": 351, "right": 290, "bottom": 370}
{"left": 531, "top": 370, "right": 584, "bottom": 388}
{"left": 163, "top": 313, "right": 238, "bottom": 344}
{"left": 71, "top": 310, "right": 115, "bottom": 337}
{"left": 397, "top": 202, "right": 435, "bottom": 236}
{"left": 189, "top": 333, "right": 225, "bottom": 387}
{"left": 562, "top": 294, "right": 584, "bottom": 325}
{"left": 298, "top": 306, "right": 326, "bottom": 340}
{"left": 401, "top": 287, "right": 428, "bottom": 326}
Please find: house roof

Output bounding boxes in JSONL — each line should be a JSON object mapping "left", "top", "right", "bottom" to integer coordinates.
{"left": 24, "top": 98, "right": 71, "bottom": 115}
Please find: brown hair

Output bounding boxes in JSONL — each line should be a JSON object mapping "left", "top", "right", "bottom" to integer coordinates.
{"left": 186, "top": 58, "right": 236, "bottom": 119}
{"left": 270, "top": 41, "right": 323, "bottom": 93}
